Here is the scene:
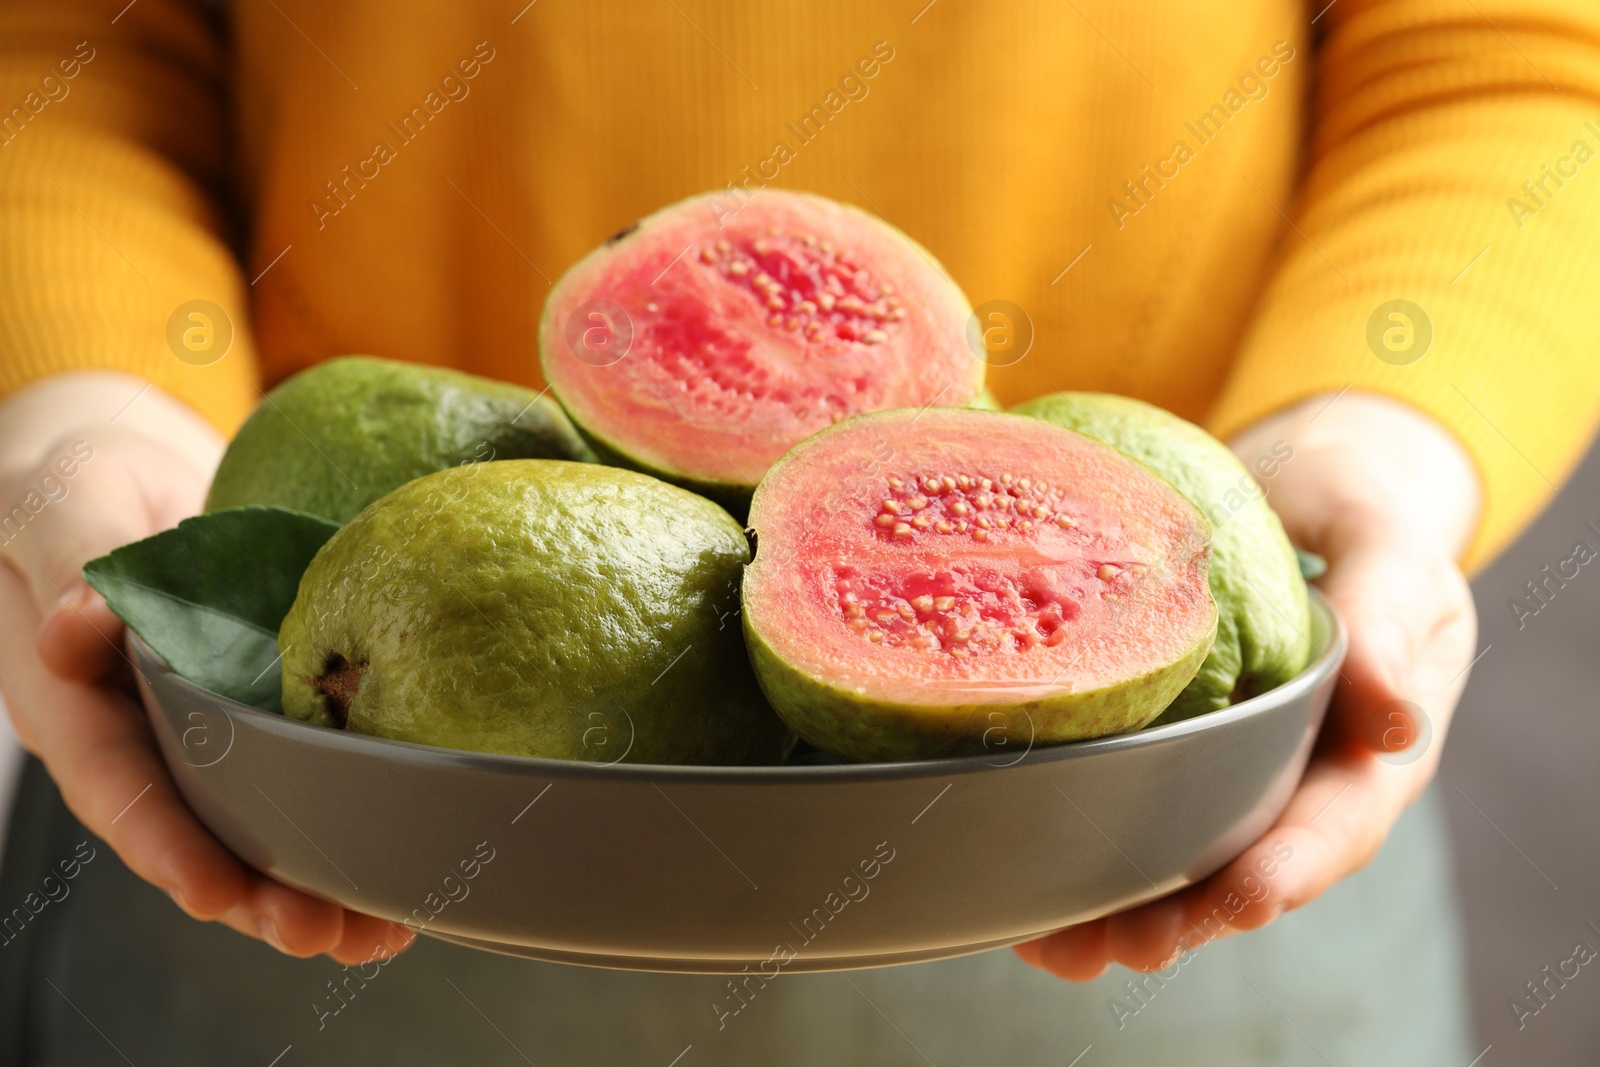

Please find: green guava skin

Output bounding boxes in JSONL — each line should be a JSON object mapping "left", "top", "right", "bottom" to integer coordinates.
{"left": 1011, "top": 392, "right": 1311, "bottom": 721}
{"left": 206, "top": 356, "right": 596, "bottom": 525}
{"left": 743, "top": 610, "right": 1216, "bottom": 762}
{"left": 278, "top": 461, "right": 791, "bottom": 765}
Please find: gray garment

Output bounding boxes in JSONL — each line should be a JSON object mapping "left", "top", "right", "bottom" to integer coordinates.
{"left": 1, "top": 757, "right": 1471, "bottom": 1066}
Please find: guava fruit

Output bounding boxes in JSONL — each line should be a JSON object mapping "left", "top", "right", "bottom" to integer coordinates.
{"left": 278, "top": 460, "right": 790, "bottom": 765}
{"left": 1011, "top": 392, "right": 1311, "bottom": 720}
{"left": 741, "top": 408, "right": 1218, "bottom": 762}
{"left": 206, "top": 356, "right": 594, "bottom": 525}
{"left": 539, "top": 190, "right": 984, "bottom": 511}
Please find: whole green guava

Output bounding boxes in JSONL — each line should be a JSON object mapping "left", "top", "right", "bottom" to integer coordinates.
{"left": 1011, "top": 392, "right": 1311, "bottom": 720}
{"left": 278, "top": 460, "right": 791, "bottom": 765}
{"left": 206, "top": 356, "right": 595, "bottom": 524}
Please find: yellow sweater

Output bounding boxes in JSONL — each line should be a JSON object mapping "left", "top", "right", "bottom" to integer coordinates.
{"left": 3, "top": 0, "right": 1599, "bottom": 568}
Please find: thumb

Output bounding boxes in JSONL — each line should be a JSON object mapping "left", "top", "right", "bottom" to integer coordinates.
{"left": 4, "top": 433, "right": 208, "bottom": 680}
{"left": 1316, "top": 533, "right": 1475, "bottom": 766}
{"left": 36, "top": 584, "right": 127, "bottom": 684}
{"left": 28, "top": 496, "right": 150, "bottom": 683}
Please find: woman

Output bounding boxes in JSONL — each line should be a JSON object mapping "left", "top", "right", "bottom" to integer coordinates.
{"left": 1, "top": 0, "right": 1596, "bottom": 1062}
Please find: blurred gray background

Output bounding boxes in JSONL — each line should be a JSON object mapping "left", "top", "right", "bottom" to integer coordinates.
{"left": 1445, "top": 431, "right": 1600, "bottom": 1061}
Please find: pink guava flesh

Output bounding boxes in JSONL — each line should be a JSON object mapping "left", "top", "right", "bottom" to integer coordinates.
{"left": 540, "top": 191, "right": 981, "bottom": 494}
{"left": 742, "top": 409, "right": 1217, "bottom": 758}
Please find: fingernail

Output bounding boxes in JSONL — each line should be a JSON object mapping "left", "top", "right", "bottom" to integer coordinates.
{"left": 257, "top": 917, "right": 287, "bottom": 952}
{"left": 384, "top": 924, "right": 416, "bottom": 954}
{"left": 49, "top": 585, "right": 87, "bottom": 616}
{"left": 1012, "top": 940, "right": 1045, "bottom": 969}
{"left": 165, "top": 887, "right": 196, "bottom": 917}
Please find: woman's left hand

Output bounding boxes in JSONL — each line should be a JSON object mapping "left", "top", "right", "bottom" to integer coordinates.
{"left": 1016, "top": 390, "right": 1480, "bottom": 980}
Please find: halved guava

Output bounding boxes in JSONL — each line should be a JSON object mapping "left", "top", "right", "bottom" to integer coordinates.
{"left": 742, "top": 409, "right": 1218, "bottom": 762}
{"left": 539, "top": 191, "right": 983, "bottom": 510}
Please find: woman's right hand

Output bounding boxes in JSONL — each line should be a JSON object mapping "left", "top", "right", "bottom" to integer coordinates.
{"left": 0, "top": 372, "right": 409, "bottom": 964}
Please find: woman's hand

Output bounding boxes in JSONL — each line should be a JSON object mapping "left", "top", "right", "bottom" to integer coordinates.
{"left": 0, "top": 373, "right": 410, "bottom": 965}
{"left": 1016, "top": 391, "right": 1480, "bottom": 980}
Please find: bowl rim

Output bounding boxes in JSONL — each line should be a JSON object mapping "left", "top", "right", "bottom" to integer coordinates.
{"left": 132, "top": 589, "right": 1345, "bottom": 785}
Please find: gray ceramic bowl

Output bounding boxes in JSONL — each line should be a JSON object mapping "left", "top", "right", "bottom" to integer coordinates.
{"left": 132, "top": 591, "right": 1343, "bottom": 974}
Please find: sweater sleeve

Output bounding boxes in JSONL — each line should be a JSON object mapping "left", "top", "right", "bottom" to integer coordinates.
{"left": 0, "top": 0, "right": 257, "bottom": 433}
{"left": 1208, "top": 0, "right": 1600, "bottom": 571}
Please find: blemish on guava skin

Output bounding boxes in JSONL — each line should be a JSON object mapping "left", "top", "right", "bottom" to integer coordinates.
{"left": 311, "top": 651, "right": 368, "bottom": 729}
{"left": 606, "top": 220, "right": 640, "bottom": 246}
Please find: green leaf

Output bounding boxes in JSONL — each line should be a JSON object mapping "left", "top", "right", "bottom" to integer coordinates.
{"left": 83, "top": 506, "right": 340, "bottom": 711}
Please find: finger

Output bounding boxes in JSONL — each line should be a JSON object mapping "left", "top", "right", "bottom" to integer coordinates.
{"left": 0, "top": 566, "right": 344, "bottom": 953}
{"left": 1024, "top": 753, "right": 1399, "bottom": 975}
{"left": 3, "top": 433, "right": 205, "bottom": 682}
{"left": 36, "top": 584, "right": 125, "bottom": 682}
{"left": 1024, "top": 919, "right": 1112, "bottom": 982}
{"left": 258, "top": 879, "right": 352, "bottom": 957}
{"left": 1098, "top": 756, "right": 1395, "bottom": 971}
{"left": 1023, "top": 538, "right": 1475, "bottom": 979}
{"left": 1103, "top": 889, "right": 1194, "bottom": 966}
{"left": 55, "top": 692, "right": 350, "bottom": 951}
{"left": 1011, "top": 937, "right": 1045, "bottom": 969}
{"left": 7, "top": 461, "right": 158, "bottom": 617}
{"left": 1, "top": 567, "right": 250, "bottom": 922}
{"left": 1090, "top": 548, "right": 1472, "bottom": 971}
{"left": 204, "top": 876, "right": 344, "bottom": 957}
{"left": 39, "top": 680, "right": 256, "bottom": 920}
{"left": 328, "top": 915, "right": 417, "bottom": 966}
